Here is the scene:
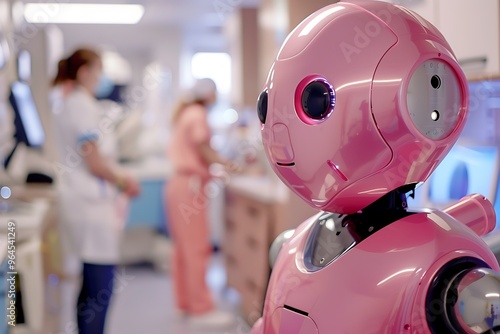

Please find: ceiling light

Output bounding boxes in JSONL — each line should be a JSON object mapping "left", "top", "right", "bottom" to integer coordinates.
{"left": 24, "top": 3, "right": 145, "bottom": 24}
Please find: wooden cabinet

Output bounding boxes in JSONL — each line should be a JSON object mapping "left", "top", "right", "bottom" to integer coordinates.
{"left": 222, "top": 176, "right": 317, "bottom": 325}
{"left": 223, "top": 190, "right": 278, "bottom": 325}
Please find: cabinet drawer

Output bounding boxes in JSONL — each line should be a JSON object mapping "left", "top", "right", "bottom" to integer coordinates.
{"left": 239, "top": 277, "right": 266, "bottom": 326}
{"left": 224, "top": 190, "right": 240, "bottom": 224}
{"left": 224, "top": 189, "right": 274, "bottom": 305}
{"left": 239, "top": 235, "right": 270, "bottom": 291}
{"left": 222, "top": 217, "right": 243, "bottom": 254}
{"left": 225, "top": 252, "right": 244, "bottom": 292}
{"left": 230, "top": 195, "right": 269, "bottom": 242}
{"left": 224, "top": 230, "right": 270, "bottom": 291}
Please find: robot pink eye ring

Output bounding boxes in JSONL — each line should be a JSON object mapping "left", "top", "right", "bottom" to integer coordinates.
{"left": 251, "top": 1, "right": 500, "bottom": 333}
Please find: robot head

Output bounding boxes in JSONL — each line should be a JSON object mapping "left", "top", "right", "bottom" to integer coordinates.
{"left": 257, "top": 0, "right": 469, "bottom": 213}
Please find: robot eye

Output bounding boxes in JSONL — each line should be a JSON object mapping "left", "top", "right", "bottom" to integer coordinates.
{"left": 257, "top": 89, "right": 268, "bottom": 124}
{"left": 301, "top": 81, "right": 335, "bottom": 120}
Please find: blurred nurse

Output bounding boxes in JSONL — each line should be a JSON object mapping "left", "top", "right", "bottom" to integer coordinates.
{"left": 165, "top": 78, "right": 239, "bottom": 329}
{"left": 51, "top": 48, "right": 140, "bottom": 334}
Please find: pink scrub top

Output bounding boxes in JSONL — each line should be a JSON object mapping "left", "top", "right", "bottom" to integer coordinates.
{"left": 168, "top": 104, "right": 211, "bottom": 179}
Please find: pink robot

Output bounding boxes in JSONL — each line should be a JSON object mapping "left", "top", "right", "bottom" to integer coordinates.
{"left": 251, "top": 1, "right": 500, "bottom": 333}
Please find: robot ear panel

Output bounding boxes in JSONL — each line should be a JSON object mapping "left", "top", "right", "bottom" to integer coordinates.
{"left": 406, "top": 59, "right": 463, "bottom": 140}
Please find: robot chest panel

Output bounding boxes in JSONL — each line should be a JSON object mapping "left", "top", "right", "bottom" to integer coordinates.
{"left": 303, "top": 212, "right": 355, "bottom": 271}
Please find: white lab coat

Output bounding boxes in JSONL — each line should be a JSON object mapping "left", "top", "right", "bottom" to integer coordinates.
{"left": 51, "top": 86, "right": 121, "bottom": 265}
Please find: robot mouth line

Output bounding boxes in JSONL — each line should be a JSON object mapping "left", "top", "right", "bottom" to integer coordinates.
{"left": 277, "top": 162, "right": 295, "bottom": 167}
{"left": 284, "top": 304, "right": 309, "bottom": 316}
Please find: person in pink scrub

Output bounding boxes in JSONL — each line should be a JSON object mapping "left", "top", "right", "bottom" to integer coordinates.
{"left": 165, "top": 78, "right": 238, "bottom": 330}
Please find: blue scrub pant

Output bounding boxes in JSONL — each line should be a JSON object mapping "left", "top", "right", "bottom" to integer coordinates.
{"left": 77, "top": 263, "right": 115, "bottom": 334}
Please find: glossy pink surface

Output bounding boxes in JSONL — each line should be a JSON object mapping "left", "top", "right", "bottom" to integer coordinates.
{"left": 259, "top": 1, "right": 468, "bottom": 214}
{"left": 271, "top": 308, "right": 318, "bottom": 333}
{"left": 443, "top": 194, "right": 497, "bottom": 237}
{"left": 252, "top": 1, "right": 499, "bottom": 333}
{"left": 251, "top": 205, "right": 499, "bottom": 334}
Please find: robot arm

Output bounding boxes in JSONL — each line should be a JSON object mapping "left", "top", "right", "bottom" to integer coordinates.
{"left": 428, "top": 196, "right": 499, "bottom": 334}
{"left": 443, "top": 194, "right": 496, "bottom": 237}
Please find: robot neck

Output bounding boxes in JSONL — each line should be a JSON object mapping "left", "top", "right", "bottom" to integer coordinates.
{"left": 342, "top": 184, "right": 416, "bottom": 242}
{"left": 362, "top": 184, "right": 415, "bottom": 214}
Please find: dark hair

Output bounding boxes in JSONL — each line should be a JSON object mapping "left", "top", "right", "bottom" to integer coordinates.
{"left": 52, "top": 48, "right": 101, "bottom": 86}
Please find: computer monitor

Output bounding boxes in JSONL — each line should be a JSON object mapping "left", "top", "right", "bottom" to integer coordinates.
{"left": 9, "top": 80, "right": 45, "bottom": 148}
{"left": 427, "top": 145, "right": 499, "bottom": 207}
{"left": 4, "top": 81, "right": 45, "bottom": 169}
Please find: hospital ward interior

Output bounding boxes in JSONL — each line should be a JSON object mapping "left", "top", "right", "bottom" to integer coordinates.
{"left": 1, "top": 0, "right": 500, "bottom": 333}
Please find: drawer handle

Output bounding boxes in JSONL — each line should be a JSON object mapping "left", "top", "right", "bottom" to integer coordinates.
{"left": 247, "top": 205, "right": 260, "bottom": 218}
{"left": 247, "top": 236, "right": 259, "bottom": 249}
{"left": 245, "top": 279, "right": 259, "bottom": 293}
{"left": 226, "top": 219, "right": 235, "bottom": 232}
{"left": 226, "top": 254, "right": 237, "bottom": 267}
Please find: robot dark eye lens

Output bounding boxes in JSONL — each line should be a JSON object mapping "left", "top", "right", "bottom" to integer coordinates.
{"left": 302, "top": 81, "right": 333, "bottom": 119}
{"left": 257, "top": 89, "right": 268, "bottom": 124}
{"left": 431, "top": 75, "right": 441, "bottom": 89}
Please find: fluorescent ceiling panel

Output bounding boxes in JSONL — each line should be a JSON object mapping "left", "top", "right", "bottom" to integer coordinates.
{"left": 24, "top": 3, "right": 145, "bottom": 24}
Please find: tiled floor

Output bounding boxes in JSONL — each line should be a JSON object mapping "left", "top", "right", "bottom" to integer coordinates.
{"left": 106, "top": 256, "right": 252, "bottom": 334}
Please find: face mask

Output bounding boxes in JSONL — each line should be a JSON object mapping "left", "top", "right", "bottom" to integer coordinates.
{"left": 94, "top": 75, "right": 114, "bottom": 99}
{"left": 206, "top": 101, "right": 217, "bottom": 111}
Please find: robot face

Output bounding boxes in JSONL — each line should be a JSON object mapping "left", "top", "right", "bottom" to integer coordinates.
{"left": 257, "top": 1, "right": 468, "bottom": 213}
